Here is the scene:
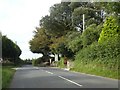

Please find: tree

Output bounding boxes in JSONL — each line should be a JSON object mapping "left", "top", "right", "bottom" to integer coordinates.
{"left": 101, "top": 2, "right": 120, "bottom": 15}
{"left": 40, "top": 2, "right": 73, "bottom": 37}
{"left": 57, "top": 43, "right": 74, "bottom": 59}
{"left": 82, "top": 24, "right": 102, "bottom": 47}
{"left": 71, "top": 2, "right": 103, "bottom": 32}
{"left": 29, "top": 27, "right": 51, "bottom": 61}
{"left": 2, "top": 35, "right": 22, "bottom": 64}
{"left": 98, "top": 15, "right": 120, "bottom": 44}
{"left": 66, "top": 31, "right": 83, "bottom": 53}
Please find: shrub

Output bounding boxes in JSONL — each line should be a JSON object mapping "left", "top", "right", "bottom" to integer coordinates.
{"left": 57, "top": 57, "right": 65, "bottom": 68}
{"left": 75, "top": 41, "right": 119, "bottom": 69}
{"left": 98, "top": 15, "right": 120, "bottom": 44}
{"left": 66, "top": 31, "right": 83, "bottom": 53}
{"left": 32, "top": 59, "right": 39, "bottom": 66}
{"left": 82, "top": 24, "right": 102, "bottom": 47}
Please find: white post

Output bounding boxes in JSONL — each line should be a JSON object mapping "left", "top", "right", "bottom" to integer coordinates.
{"left": 83, "top": 14, "right": 85, "bottom": 32}
{"left": 49, "top": 59, "right": 52, "bottom": 64}
{"left": 67, "top": 61, "right": 70, "bottom": 70}
{"left": 55, "top": 54, "right": 58, "bottom": 61}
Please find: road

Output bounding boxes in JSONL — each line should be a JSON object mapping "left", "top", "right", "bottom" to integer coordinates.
{"left": 10, "top": 65, "right": 118, "bottom": 89}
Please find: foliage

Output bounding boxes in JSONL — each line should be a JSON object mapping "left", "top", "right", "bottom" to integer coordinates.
{"left": 75, "top": 41, "right": 119, "bottom": 77}
{"left": 82, "top": 24, "right": 102, "bottom": 47}
{"left": 101, "top": 2, "right": 120, "bottom": 15}
{"left": 32, "top": 59, "right": 39, "bottom": 66}
{"left": 72, "top": 3, "right": 102, "bottom": 32}
{"left": 29, "top": 2, "right": 120, "bottom": 79}
{"left": 72, "top": 14, "right": 120, "bottom": 79}
{"left": 49, "top": 36, "right": 66, "bottom": 54}
{"left": 66, "top": 31, "right": 83, "bottom": 53}
{"left": 98, "top": 15, "right": 120, "bottom": 44}
{"left": 56, "top": 57, "right": 65, "bottom": 68}
{"left": 32, "top": 56, "right": 50, "bottom": 66}
{"left": 2, "top": 36, "right": 22, "bottom": 64}
{"left": 29, "top": 27, "right": 51, "bottom": 56}
{"left": 2, "top": 66, "right": 16, "bottom": 88}
{"left": 72, "top": 59, "right": 118, "bottom": 79}
{"left": 57, "top": 43, "right": 74, "bottom": 59}
{"left": 40, "top": 2, "right": 73, "bottom": 37}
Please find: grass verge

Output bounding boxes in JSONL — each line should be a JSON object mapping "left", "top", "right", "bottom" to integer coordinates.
{"left": 71, "top": 60, "right": 119, "bottom": 79}
{"left": 56, "top": 57, "right": 66, "bottom": 68}
{"left": 2, "top": 66, "right": 16, "bottom": 89}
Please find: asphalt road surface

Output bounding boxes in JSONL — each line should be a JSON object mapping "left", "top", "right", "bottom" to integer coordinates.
{"left": 10, "top": 65, "right": 118, "bottom": 88}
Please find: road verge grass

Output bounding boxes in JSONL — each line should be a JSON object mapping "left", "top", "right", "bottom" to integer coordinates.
{"left": 2, "top": 66, "right": 16, "bottom": 89}
{"left": 71, "top": 60, "right": 119, "bottom": 79}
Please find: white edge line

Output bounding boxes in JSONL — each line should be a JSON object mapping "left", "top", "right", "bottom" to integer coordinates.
{"left": 44, "top": 70, "right": 82, "bottom": 87}
{"left": 58, "top": 76, "right": 82, "bottom": 87}
{"left": 45, "top": 71, "right": 54, "bottom": 75}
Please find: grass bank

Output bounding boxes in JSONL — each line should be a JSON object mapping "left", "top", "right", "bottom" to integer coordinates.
{"left": 71, "top": 60, "right": 119, "bottom": 79}
{"left": 57, "top": 58, "right": 119, "bottom": 79}
{"left": 2, "top": 66, "right": 16, "bottom": 89}
{"left": 70, "top": 41, "right": 119, "bottom": 79}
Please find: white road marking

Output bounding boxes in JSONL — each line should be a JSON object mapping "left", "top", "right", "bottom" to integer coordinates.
{"left": 12, "top": 67, "right": 39, "bottom": 70}
{"left": 58, "top": 76, "right": 82, "bottom": 87}
{"left": 34, "top": 67, "right": 39, "bottom": 69}
{"left": 43, "top": 70, "right": 82, "bottom": 87}
{"left": 45, "top": 71, "right": 54, "bottom": 74}
{"left": 12, "top": 68, "right": 19, "bottom": 70}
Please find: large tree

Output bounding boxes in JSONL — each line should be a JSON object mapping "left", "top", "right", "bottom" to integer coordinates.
{"left": 2, "top": 35, "right": 22, "bottom": 64}
{"left": 40, "top": 2, "right": 73, "bottom": 37}
{"left": 29, "top": 27, "right": 51, "bottom": 61}
{"left": 71, "top": 2, "right": 103, "bottom": 32}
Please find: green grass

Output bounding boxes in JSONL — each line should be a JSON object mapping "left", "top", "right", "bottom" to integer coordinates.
{"left": 71, "top": 60, "right": 119, "bottom": 79}
{"left": 2, "top": 66, "right": 16, "bottom": 89}
{"left": 57, "top": 58, "right": 66, "bottom": 68}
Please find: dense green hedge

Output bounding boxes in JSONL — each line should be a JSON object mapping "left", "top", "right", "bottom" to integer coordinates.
{"left": 75, "top": 41, "right": 119, "bottom": 68}
{"left": 82, "top": 24, "right": 102, "bottom": 47}
{"left": 98, "top": 15, "right": 120, "bottom": 44}
{"left": 72, "top": 15, "right": 120, "bottom": 79}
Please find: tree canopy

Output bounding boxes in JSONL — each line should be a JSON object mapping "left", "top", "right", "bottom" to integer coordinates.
{"left": 29, "top": 1, "right": 120, "bottom": 62}
{"left": 2, "top": 35, "right": 22, "bottom": 64}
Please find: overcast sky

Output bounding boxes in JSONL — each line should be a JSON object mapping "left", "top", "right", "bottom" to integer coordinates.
{"left": 0, "top": 0, "right": 61, "bottom": 59}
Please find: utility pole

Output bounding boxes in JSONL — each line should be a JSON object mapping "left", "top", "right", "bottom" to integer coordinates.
{"left": 83, "top": 14, "right": 85, "bottom": 32}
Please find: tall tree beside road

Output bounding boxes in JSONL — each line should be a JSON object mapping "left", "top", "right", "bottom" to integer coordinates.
{"left": 100, "top": 2, "right": 120, "bottom": 15}
{"left": 40, "top": 2, "right": 73, "bottom": 37}
{"left": 30, "top": 2, "right": 119, "bottom": 61}
{"left": 2, "top": 35, "right": 21, "bottom": 64}
{"left": 71, "top": 2, "right": 103, "bottom": 32}
{"left": 29, "top": 27, "right": 51, "bottom": 62}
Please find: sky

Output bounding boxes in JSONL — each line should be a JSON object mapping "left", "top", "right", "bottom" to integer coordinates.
{"left": 0, "top": 0, "right": 61, "bottom": 60}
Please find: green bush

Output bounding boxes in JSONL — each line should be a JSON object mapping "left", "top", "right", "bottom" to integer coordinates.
{"left": 98, "top": 15, "right": 120, "bottom": 44}
{"left": 66, "top": 31, "right": 83, "bottom": 53}
{"left": 32, "top": 59, "right": 39, "bottom": 66}
{"left": 82, "top": 24, "right": 102, "bottom": 47}
{"left": 57, "top": 57, "right": 65, "bottom": 68}
{"left": 2, "top": 66, "right": 16, "bottom": 88}
{"left": 67, "top": 35, "right": 83, "bottom": 53}
{"left": 73, "top": 40, "right": 119, "bottom": 79}
{"left": 75, "top": 41, "right": 119, "bottom": 70}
